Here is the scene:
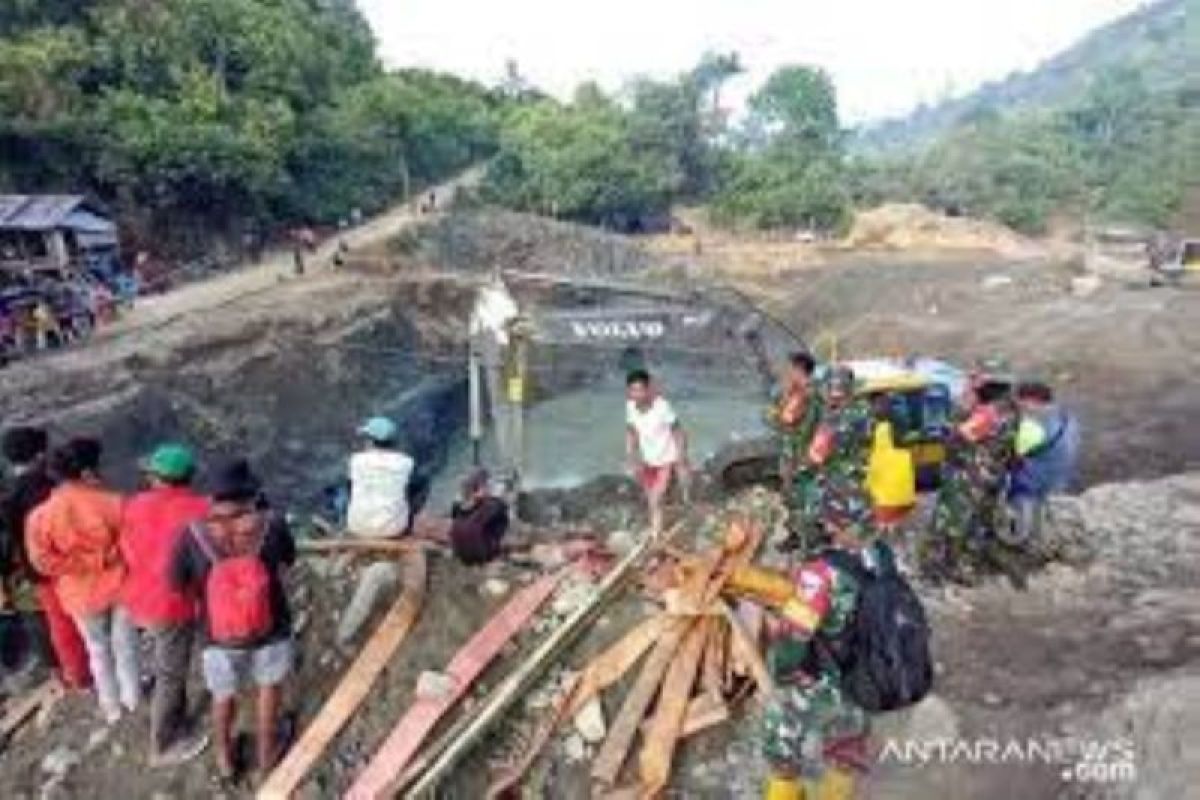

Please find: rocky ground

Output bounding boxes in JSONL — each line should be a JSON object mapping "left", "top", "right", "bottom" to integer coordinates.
{"left": 1, "top": 206, "right": 1199, "bottom": 798}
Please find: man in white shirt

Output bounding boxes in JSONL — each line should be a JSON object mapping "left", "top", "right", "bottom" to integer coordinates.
{"left": 346, "top": 416, "right": 415, "bottom": 538}
{"left": 338, "top": 416, "right": 415, "bottom": 646}
{"left": 625, "top": 369, "right": 690, "bottom": 538}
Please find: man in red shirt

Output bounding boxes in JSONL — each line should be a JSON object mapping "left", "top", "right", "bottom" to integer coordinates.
{"left": 121, "top": 444, "right": 210, "bottom": 765}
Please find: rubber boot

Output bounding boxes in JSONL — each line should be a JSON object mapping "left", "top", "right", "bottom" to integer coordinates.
{"left": 815, "top": 767, "right": 855, "bottom": 800}
{"left": 764, "top": 775, "right": 803, "bottom": 800}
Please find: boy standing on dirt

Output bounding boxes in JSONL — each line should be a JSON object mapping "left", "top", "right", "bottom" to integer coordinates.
{"left": 171, "top": 460, "right": 295, "bottom": 783}
{"left": 625, "top": 369, "right": 690, "bottom": 538}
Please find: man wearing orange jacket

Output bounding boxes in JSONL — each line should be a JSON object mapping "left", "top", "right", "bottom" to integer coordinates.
{"left": 1, "top": 427, "right": 90, "bottom": 689}
{"left": 28, "top": 438, "right": 137, "bottom": 724}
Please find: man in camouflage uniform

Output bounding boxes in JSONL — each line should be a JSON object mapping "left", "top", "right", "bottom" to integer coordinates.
{"left": 808, "top": 366, "right": 877, "bottom": 544}
{"left": 731, "top": 365, "right": 878, "bottom": 800}
{"left": 766, "top": 352, "right": 823, "bottom": 554}
{"left": 921, "top": 373, "right": 1019, "bottom": 583}
{"left": 757, "top": 557, "right": 870, "bottom": 800}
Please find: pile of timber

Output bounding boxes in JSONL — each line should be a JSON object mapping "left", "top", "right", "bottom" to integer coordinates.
{"left": 486, "top": 516, "right": 770, "bottom": 798}
{"left": 260, "top": 513, "right": 773, "bottom": 798}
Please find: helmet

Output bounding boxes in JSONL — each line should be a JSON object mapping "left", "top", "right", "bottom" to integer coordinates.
{"left": 825, "top": 365, "right": 857, "bottom": 396}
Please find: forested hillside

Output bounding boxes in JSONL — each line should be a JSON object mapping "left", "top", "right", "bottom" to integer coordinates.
{"left": 858, "top": 0, "right": 1190, "bottom": 152}
{"left": 0, "top": 0, "right": 500, "bottom": 251}
{"left": 851, "top": 0, "right": 1197, "bottom": 232}
{"left": 481, "top": 55, "right": 853, "bottom": 233}
{"left": 1, "top": 0, "right": 1191, "bottom": 253}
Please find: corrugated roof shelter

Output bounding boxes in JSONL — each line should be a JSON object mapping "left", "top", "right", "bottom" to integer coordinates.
{"left": 0, "top": 195, "right": 111, "bottom": 232}
{"left": 0, "top": 194, "right": 118, "bottom": 271}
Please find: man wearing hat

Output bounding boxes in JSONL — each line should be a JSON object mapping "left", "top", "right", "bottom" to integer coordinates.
{"left": 337, "top": 417, "right": 417, "bottom": 646}
{"left": 121, "top": 443, "right": 211, "bottom": 765}
{"left": 346, "top": 416, "right": 415, "bottom": 539}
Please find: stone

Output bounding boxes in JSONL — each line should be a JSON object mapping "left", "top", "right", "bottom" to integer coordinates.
{"left": 981, "top": 692, "right": 1004, "bottom": 708}
{"left": 415, "top": 671, "right": 458, "bottom": 701}
{"left": 40, "top": 746, "right": 80, "bottom": 778}
{"left": 1070, "top": 275, "right": 1102, "bottom": 297}
{"left": 981, "top": 274, "right": 1014, "bottom": 290}
{"left": 562, "top": 733, "right": 587, "bottom": 763}
{"left": 572, "top": 697, "right": 607, "bottom": 744}
{"left": 482, "top": 578, "right": 510, "bottom": 597}
{"left": 293, "top": 610, "right": 311, "bottom": 634}
{"left": 551, "top": 581, "right": 596, "bottom": 617}
{"left": 85, "top": 727, "right": 111, "bottom": 754}
{"left": 39, "top": 776, "right": 68, "bottom": 800}
{"left": 606, "top": 529, "right": 637, "bottom": 555}
{"left": 337, "top": 561, "right": 400, "bottom": 645}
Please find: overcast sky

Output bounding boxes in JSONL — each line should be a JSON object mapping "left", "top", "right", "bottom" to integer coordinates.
{"left": 358, "top": 0, "right": 1148, "bottom": 124}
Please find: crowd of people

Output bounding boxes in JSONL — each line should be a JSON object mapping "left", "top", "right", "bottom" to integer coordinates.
{"left": 0, "top": 431, "right": 295, "bottom": 781}
{"left": 0, "top": 414, "right": 521, "bottom": 785}
{"left": 0, "top": 350, "right": 1078, "bottom": 796}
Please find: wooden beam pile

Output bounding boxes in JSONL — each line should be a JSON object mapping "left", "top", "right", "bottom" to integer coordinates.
{"left": 487, "top": 515, "right": 772, "bottom": 799}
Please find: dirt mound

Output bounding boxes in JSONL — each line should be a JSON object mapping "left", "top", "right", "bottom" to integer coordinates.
{"left": 843, "top": 204, "right": 1043, "bottom": 258}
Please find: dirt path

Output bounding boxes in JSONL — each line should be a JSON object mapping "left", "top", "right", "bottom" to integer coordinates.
{"left": 92, "top": 167, "right": 482, "bottom": 346}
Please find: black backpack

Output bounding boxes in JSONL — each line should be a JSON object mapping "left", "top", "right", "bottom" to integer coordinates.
{"left": 816, "top": 544, "right": 934, "bottom": 713}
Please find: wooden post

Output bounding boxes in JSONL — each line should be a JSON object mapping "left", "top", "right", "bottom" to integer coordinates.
{"left": 507, "top": 320, "right": 530, "bottom": 497}
{"left": 468, "top": 341, "right": 483, "bottom": 467}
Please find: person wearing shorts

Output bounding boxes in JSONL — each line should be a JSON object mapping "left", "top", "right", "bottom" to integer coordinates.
{"left": 171, "top": 460, "right": 295, "bottom": 783}
{"left": 625, "top": 370, "right": 690, "bottom": 537}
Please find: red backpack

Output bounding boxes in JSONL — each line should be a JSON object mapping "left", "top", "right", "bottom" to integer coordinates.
{"left": 191, "top": 522, "right": 274, "bottom": 646}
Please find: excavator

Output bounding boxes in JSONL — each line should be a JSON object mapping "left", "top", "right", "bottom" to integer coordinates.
{"left": 471, "top": 272, "right": 961, "bottom": 505}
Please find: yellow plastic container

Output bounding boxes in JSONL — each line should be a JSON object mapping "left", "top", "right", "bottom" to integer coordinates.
{"left": 867, "top": 421, "right": 916, "bottom": 511}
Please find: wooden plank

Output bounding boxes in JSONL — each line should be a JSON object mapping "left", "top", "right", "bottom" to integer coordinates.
{"left": 0, "top": 679, "right": 58, "bottom": 743}
{"left": 296, "top": 538, "right": 428, "bottom": 556}
{"left": 703, "top": 517, "right": 764, "bottom": 605}
{"left": 590, "top": 618, "right": 694, "bottom": 786}
{"left": 719, "top": 599, "right": 776, "bottom": 699}
{"left": 700, "top": 617, "right": 727, "bottom": 698}
{"left": 637, "top": 620, "right": 709, "bottom": 795}
{"left": 485, "top": 615, "right": 667, "bottom": 798}
{"left": 257, "top": 550, "right": 427, "bottom": 800}
{"left": 345, "top": 568, "right": 565, "bottom": 800}
{"left": 563, "top": 615, "right": 667, "bottom": 719}
{"left": 593, "top": 541, "right": 723, "bottom": 788}
{"left": 730, "top": 600, "right": 765, "bottom": 678}
{"left": 678, "top": 692, "right": 729, "bottom": 738}
{"left": 401, "top": 530, "right": 659, "bottom": 798}
{"left": 640, "top": 692, "right": 729, "bottom": 740}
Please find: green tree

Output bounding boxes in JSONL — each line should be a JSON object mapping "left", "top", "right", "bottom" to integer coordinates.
{"left": 0, "top": 0, "right": 503, "bottom": 250}
{"left": 484, "top": 95, "right": 676, "bottom": 226}
{"left": 748, "top": 65, "right": 841, "bottom": 152}
{"left": 713, "top": 65, "right": 850, "bottom": 231}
